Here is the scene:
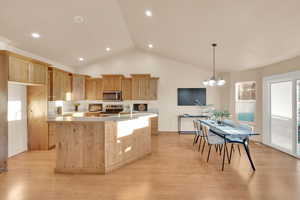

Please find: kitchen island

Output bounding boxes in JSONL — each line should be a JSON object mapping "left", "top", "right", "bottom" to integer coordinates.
{"left": 48, "top": 113, "right": 157, "bottom": 174}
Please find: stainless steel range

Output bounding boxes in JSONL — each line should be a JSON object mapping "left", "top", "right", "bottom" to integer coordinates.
{"left": 104, "top": 104, "right": 123, "bottom": 113}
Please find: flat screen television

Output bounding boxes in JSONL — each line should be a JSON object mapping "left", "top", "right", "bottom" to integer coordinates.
{"left": 177, "top": 88, "right": 206, "bottom": 106}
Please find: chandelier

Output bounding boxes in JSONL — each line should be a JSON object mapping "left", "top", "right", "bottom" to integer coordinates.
{"left": 203, "top": 43, "right": 226, "bottom": 86}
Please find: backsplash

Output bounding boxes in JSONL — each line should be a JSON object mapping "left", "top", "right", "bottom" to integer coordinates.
{"left": 48, "top": 100, "right": 159, "bottom": 116}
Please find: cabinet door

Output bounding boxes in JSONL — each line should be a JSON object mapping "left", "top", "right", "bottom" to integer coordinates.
{"left": 72, "top": 75, "right": 85, "bottom": 101}
{"left": 151, "top": 117, "right": 159, "bottom": 135}
{"left": 52, "top": 69, "right": 61, "bottom": 100}
{"left": 28, "top": 63, "right": 47, "bottom": 84}
{"left": 103, "top": 75, "right": 122, "bottom": 91}
{"left": 86, "top": 78, "right": 102, "bottom": 100}
{"left": 63, "top": 72, "right": 72, "bottom": 101}
{"left": 122, "top": 78, "right": 132, "bottom": 100}
{"left": 52, "top": 69, "right": 67, "bottom": 101}
{"left": 132, "top": 76, "right": 150, "bottom": 100}
{"left": 149, "top": 78, "right": 158, "bottom": 100}
{"left": 8, "top": 56, "right": 29, "bottom": 83}
{"left": 96, "top": 79, "right": 103, "bottom": 100}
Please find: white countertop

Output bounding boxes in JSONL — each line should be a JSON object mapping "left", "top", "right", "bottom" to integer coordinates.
{"left": 48, "top": 112, "right": 158, "bottom": 122}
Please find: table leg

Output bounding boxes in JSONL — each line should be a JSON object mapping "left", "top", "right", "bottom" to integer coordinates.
{"left": 178, "top": 116, "right": 181, "bottom": 135}
{"left": 243, "top": 139, "right": 256, "bottom": 171}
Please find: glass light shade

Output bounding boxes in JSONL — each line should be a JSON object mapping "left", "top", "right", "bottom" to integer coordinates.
{"left": 208, "top": 79, "right": 216, "bottom": 86}
{"left": 203, "top": 80, "right": 209, "bottom": 86}
{"left": 217, "top": 79, "right": 226, "bottom": 86}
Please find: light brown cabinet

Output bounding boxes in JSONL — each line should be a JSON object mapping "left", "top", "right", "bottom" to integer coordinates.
{"left": 150, "top": 117, "right": 159, "bottom": 135}
{"left": 122, "top": 78, "right": 132, "bottom": 100}
{"left": 9, "top": 56, "right": 29, "bottom": 83}
{"left": 72, "top": 75, "right": 86, "bottom": 101}
{"left": 49, "top": 68, "right": 72, "bottom": 101}
{"left": 132, "top": 74, "right": 150, "bottom": 100}
{"left": 27, "top": 85, "right": 49, "bottom": 150}
{"left": 8, "top": 55, "right": 47, "bottom": 85}
{"left": 149, "top": 78, "right": 159, "bottom": 100}
{"left": 86, "top": 78, "right": 103, "bottom": 100}
{"left": 28, "top": 63, "right": 47, "bottom": 84}
{"left": 102, "top": 75, "right": 123, "bottom": 91}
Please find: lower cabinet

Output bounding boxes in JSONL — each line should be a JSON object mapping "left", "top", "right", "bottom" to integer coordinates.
{"left": 151, "top": 117, "right": 159, "bottom": 135}
{"left": 48, "top": 124, "right": 56, "bottom": 149}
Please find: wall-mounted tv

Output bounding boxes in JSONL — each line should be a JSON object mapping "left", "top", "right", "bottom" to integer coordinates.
{"left": 177, "top": 88, "right": 206, "bottom": 106}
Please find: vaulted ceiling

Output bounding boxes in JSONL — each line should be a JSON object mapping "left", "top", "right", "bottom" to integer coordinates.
{"left": 1, "top": 0, "right": 300, "bottom": 71}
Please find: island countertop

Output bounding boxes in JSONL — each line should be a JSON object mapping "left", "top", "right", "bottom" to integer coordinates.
{"left": 47, "top": 112, "right": 158, "bottom": 122}
{"left": 49, "top": 112, "right": 157, "bottom": 174}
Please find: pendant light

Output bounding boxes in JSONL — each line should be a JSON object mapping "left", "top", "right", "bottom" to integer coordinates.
{"left": 203, "top": 43, "right": 226, "bottom": 87}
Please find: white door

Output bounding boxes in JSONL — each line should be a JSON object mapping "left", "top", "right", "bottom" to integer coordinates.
{"left": 270, "top": 81, "right": 293, "bottom": 152}
{"left": 8, "top": 83, "right": 28, "bottom": 157}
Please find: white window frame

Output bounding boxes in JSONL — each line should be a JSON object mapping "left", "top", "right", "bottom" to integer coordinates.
{"left": 235, "top": 81, "right": 256, "bottom": 125}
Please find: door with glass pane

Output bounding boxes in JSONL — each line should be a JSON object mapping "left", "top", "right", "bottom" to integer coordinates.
{"left": 297, "top": 81, "right": 300, "bottom": 156}
{"left": 270, "top": 81, "right": 293, "bottom": 153}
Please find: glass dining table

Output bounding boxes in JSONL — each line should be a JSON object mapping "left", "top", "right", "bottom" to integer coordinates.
{"left": 199, "top": 119, "right": 260, "bottom": 171}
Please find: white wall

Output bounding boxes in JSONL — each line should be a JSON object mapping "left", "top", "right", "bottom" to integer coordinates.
{"left": 76, "top": 49, "right": 221, "bottom": 132}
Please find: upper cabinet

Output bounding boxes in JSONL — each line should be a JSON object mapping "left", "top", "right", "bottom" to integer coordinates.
{"left": 49, "top": 68, "right": 72, "bottom": 101}
{"left": 131, "top": 74, "right": 149, "bottom": 100}
{"left": 8, "top": 55, "right": 47, "bottom": 85}
{"left": 28, "top": 63, "right": 47, "bottom": 84}
{"left": 102, "top": 75, "right": 123, "bottom": 91}
{"left": 149, "top": 78, "right": 159, "bottom": 100}
{"left": 9, "top": 56, "right": 29, "bottom": 83}
{"left": 86, "top": 78, "right": 103, "bottom": 100}
{"left": 72, "top": 74, "right": 86, "bottom": 101}
{"left": 122, "top": 78, "right": 132, "bottom": 100}
{"left": 131, "top": 74, "right": 159, "bottom": 100}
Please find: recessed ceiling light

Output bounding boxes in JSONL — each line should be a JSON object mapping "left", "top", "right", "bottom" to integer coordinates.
{"left": 145, "top": 10, "right": 152, "bottom": 17}
{"left": 31, "top": 33, "right": 40, "bottom": 38}
{"left": 148, "top": 44, "right": 154, "bottom": 49}
{"left": 74, "top": 16, "right": 84, "bottom": 24}
{"left": 78, "top": 57, "right": 84, "bottom": 61}
{"left": 106, "top": 47, "right": 111, "bottom": 52}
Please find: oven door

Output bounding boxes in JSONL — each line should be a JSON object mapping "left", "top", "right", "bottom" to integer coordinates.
{"left": 103, "top": 91, "right": 122, "bottom": 101}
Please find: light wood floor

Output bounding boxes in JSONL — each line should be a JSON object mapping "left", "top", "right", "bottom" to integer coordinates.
{"left": 1, "top": 133, "right": 300, "bottom": 200}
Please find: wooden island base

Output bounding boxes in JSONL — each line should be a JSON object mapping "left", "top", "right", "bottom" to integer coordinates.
{"left": 49, "top": 116, "right": 154, "bottom": 174}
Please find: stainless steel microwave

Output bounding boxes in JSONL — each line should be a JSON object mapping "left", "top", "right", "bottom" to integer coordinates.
{"left": 103, "top": 91, "right": 122, "bottom": 101}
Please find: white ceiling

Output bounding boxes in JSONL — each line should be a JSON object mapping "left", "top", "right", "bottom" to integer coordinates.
{"left": 1, "top": 0, "right": 300, "bottom": 71}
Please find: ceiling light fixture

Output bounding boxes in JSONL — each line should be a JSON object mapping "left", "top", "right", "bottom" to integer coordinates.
{"left": 106, "top": 47, "right": 111, "bottom": 52}
{"left": 148, "top": 44, "right": 153, "bottom": 49}
{"left": 203, "top": 43, "right": 226, "bottom": 87}
{"left": 145, "top": 10, "right": 152, "bottom": 17}
{"left": 78, "top": 57, "right": 84, "bottom": 61}
{"left": 31, "top": 33, "right": 40, "bottom": 38}
{"left": 74, "top": 16, "right": 84, "bottom": 24}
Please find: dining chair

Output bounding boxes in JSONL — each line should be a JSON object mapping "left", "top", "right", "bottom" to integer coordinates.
{"left": 193, "top": 120, "right": 205, "bottom": 151}
{"left": 201, "top": 124, "right": 230, "bottom": 170}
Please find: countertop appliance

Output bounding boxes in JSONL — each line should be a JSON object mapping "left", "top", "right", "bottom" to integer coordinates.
{"left": 103, "top": 91, "right": 122, "bottom": 101}
{"left": 105, "top": 104, "right": 123, "bottom": 113}
{"left": 88, "top": 104, "right": 103, "bottom": 112}
{"left": 133, "top": 104, "right": 148, "bottom": 112}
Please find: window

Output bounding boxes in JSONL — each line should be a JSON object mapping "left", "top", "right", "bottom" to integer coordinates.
{"left": 235, "top": 82, "right": 256, "bottom": 123}
{"left": 8, "top": 100, "right": 22, "bottom": 121}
